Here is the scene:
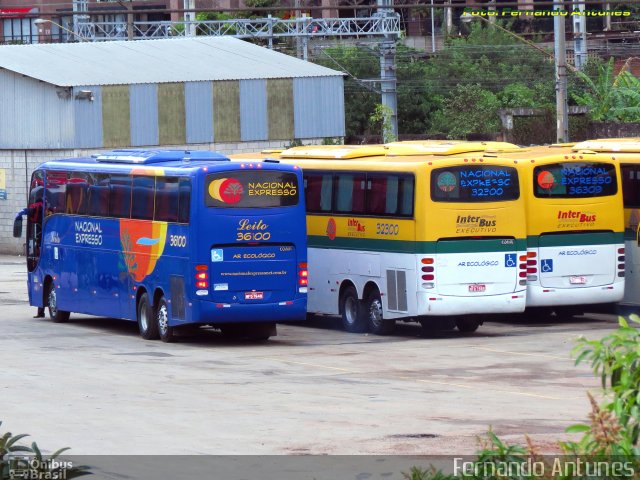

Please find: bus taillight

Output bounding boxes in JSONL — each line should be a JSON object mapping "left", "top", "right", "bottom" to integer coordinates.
{"left": 526, "top": 251, "right": 537, "bottom": 282}
{"left": 618, "top": 247, "right": 626, "bottom": 277}
{"left": 421, "top": 258, "right": 435, "bottom": 289}
{"left": 195, "top": 265, "right": 209, "bottom": 289}
{"left": 298, "top": 262, "right": 308, "bottom": 291}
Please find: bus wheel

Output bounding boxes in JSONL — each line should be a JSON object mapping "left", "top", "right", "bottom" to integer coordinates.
{"left": 340, "top": 286, "right": 366, "bottom": 333}
{"left": 156, "top": 296, "right": 175, "bottom": 343}
{"left": 137, "top": 292, "right": 159, "bottom": 340}
{"left": 248, "top": 322, "right": 276, "bottom": 341}
{"left": 456, "top": 318, "right": 480, "bottom": 333}
{"left": 554, "top": 306, "right": 584, "bottom": 319}
{"left": 46, "top": 283, "right": 70, "bottom": 323}
{"left": 365, "top": 291, "right": 395, "bottom": 335}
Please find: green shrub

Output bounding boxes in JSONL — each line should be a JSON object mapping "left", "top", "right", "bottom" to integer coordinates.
{"left": 0, "top": 421, "right": 90, "bottom": 479}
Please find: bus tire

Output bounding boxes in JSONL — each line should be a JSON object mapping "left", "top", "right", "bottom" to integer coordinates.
{"left": 137, "top": 292, "right": 159, "bottom": 340}
{"left": 554, "top": 306, "right": 584, "bottom": 319}
{"left": 47, "top": 282, "right": 70, "bottom": 323}
{"left": 248, "top": 322, "right": 276, "bottom": 341}
{"left": 456, "top": 318, "right": 480, "bottom": 333}
{"left": 365, "top": 291, "right": 395, "bottom": 335}
{"left": 340, "top": 285, "right": 366, "bottom": 333}
{"left": 156, "top": 296, "right": 175, "bottom": 343}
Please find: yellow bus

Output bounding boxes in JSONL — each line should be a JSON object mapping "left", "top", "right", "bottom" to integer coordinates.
{"left": 571, "top": 138, "right": 640, "bottom": 310}
{"left": 271, "top": 145, "right": 528, "bottom": 334}
{"left": 484, "top": 144, "right": 625, "bottom": 316}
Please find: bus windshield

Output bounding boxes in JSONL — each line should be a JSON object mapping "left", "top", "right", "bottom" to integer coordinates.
{"left": 533, "top": 162, "right": 617, "bottom": 198}
{"left": 205, "top": 170, "right": 299, "bottom": 208}
{"left": 431, "top": 165, "right": 519, "bottom": 202}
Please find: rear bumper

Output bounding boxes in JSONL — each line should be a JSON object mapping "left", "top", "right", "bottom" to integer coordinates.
{"left": 526, "top": 282, "right": 624, "bottom": 307}
{"left": 180, "top": 297, "right": 307, "bottom": 326}
{"left": 416, "top": 290, "right": 526, "bottom": 315}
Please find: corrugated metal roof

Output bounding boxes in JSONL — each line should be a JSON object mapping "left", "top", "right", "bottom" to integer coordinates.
{"left": 0, "top": 36, "right": 343, "bottom": 87}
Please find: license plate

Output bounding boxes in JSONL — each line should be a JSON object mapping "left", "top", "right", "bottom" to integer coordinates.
{"left": 469, "top": 284, "right": 486, "bottom": 292}
{"left": 245, "top": 291, "right": 264, "bottom": 300}
{"left": 570, "top": 276, "right": 587, "bottom": 285}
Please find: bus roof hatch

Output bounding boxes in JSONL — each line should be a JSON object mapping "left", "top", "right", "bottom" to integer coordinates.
{"left": 94, "top": 149, "right": 229, "bottom": 164}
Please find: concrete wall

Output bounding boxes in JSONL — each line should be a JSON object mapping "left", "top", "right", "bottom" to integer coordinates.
{"left": 0, "top": 137, "right": 327, "bottom": 254}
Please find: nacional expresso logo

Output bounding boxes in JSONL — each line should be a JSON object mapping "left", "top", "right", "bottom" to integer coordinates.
{"left": 209, "top": 178, "right": 244, "bottom": 204}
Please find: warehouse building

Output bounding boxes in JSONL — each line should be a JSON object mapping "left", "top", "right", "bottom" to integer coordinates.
{"left": 0, "top": 36, "right": 345, "bottom": 253}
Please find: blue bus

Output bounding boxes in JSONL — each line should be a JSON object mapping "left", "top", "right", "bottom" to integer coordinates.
{"left": 13, "top": 149, "right": 308, "bottom": 342}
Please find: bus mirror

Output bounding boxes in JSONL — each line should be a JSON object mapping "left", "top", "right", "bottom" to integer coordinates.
{"left": 13, "top": 216, "right": 23, "bottom": 238}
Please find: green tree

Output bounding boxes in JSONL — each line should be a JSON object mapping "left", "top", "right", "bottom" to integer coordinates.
{"left": 430, "top": 84, "right": 501, "bottom": 139}
{"left": 314, "top": 44, "right": 439, "bottom": 140}
{"left": 573, "top": 57, "right": 640, "bottom": 122}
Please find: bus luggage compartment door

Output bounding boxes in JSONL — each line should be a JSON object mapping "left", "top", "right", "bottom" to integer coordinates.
{"left": 538, "top": 233, "right": 616, "bottom": 288}
{"left": 435, "top": 238, "right": 519, "bottom": 296}
{"left": 209, "top": 244, "right": 298, "bottom": 303}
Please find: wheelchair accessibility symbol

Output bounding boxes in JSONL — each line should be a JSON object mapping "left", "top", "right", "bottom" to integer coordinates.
{"left": 211, "top": 249, "right": 224, "bottom": 262}
{"left": 504, "top": 253, "right": 517, "bottom": 267}
{"left": 541, "top": 259, "right": 553, "bottom": 272}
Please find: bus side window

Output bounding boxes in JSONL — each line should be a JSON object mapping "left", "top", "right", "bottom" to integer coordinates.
{"left": 622, "top": 166, "right": 640, "bottom": 208}
{"left": 336, "top": 173, "right": 365, "bottom": 214}
{"left": 399, "top": 176, "right": 414, "bottom": 216}
{"left": 87, "top": 185, "right": 109, "bottom": 217}
{"left": 46, "top": 171, "right": 68, "bottom": 215}
{"left": 304, "top": 173, "right": 324, "bottom": 212}
{"left": 66, "top": 183, "right": 87, "bottom": 215}
{"left": 367, "top": 175, "right": 388, "bottom": 215}
{"left": 132, "top": 176, "right": 155, "bottom": 221}
{"left": 178, "top": 178, "right": 191, "bottom": 223}
{"left": 110, "top": 175, "right": 132, "bottom": 219}
{"left": 155, "top": 177, "right": 179, "bottom": 223}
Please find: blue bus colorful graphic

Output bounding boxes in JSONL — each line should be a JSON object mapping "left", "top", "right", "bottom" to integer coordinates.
{"left": 13, "top": 150, "right": 308, "bottom": 342}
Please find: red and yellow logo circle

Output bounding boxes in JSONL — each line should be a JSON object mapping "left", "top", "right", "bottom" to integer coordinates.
{"left": 537, "top": 170, "right": 555, "bottom": 190}
{"left": 326, "top": 218, "right": 337, "bottom": 240}
{"left": 209, "top": 178, "right": 244, "bottom": 204}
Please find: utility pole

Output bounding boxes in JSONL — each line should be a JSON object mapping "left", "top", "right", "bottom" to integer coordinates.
{"left": 184, "top": 0, "right": 196, "bottom": 37}
{"left": 572, "top": 0, "right": 587, "bottom": 70}
{"left": 430, "top": 0, "right": 436, "bottom": 52}
{"left": 554, "top": 0, "right": 569, "bottom": 142}
{"left": 72, "top": 0, "right": 89, "bottom": 40}
{"left": 377, "top": 0, "right": 398, "bottom": 142}
{"left": 444, "top": 0, "right": 453, "bottom": 35}
{"left": 117, "top": 1, "right": 134, "bottom": 40}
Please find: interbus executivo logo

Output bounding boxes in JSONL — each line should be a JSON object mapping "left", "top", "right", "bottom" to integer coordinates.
{"left": 346, "top": 218, "right": 366, "bottom": 238}
{"left": 557, "top": 209, "right": 596, "bottom": 228}
{"left": 456, "top": 214, "right": 497, "bottom": 234}
{"left": 209, "top": 177, "right": 244, "bottom": 204}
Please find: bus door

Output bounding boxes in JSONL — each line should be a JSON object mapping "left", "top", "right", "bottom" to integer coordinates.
{"left": 623, "top": 224, "right": 640, "bottom": 305}
{"left": 26, "top": 171, "right": 45, "bottom": 274}
{"left": 538, "top": 233, "right": 617, "bottom": 288}
{"left": 435, "top": 238, "right": 520, "bottom": 296}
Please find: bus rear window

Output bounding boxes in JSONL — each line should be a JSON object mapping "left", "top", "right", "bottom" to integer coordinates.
{"left": 431, "top": 166, "right": 519, "bottom": 202}
{"left": 205, "top": 171, "right": 298, "bottom": 208}
{"left": 533, "top": 162, "right": 617, "bottom": 198}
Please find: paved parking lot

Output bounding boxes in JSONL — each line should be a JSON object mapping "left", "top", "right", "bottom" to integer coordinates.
{"left": 0, "top": 255, "right": 621, "bottom": 457}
